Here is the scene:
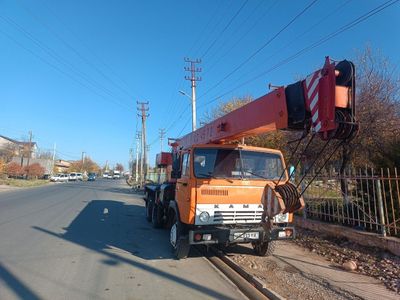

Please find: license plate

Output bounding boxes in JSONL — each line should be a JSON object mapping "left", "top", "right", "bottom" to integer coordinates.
{"left": 234, "top": 232, "right": 259, "bottom": 240}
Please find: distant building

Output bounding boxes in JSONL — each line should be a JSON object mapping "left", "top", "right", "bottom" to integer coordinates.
{"left": 0, "top": 135, "right": 37, "bottom": 159}
{"left": 54, "top": 159, "right": 71, "bottom": 173}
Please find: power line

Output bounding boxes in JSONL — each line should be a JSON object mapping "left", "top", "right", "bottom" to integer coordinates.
{"left": 16, "top": 0, "right": 140, "bottom": 102}
{"left": 203, "top": 0, "right": 278, "bottom": 76}
{"left": 224, "top": 0, "right": 353, "bottom": 89}
{"left": 0, "top": 15, "right": 134, "bottom": 112}
{"left": 194, "top": 1, "right": 235, "bottom": 58}
{"left": 40, "top": 0, "right": 142, "bottom": 100}
{"left": 200, "top": 0, "right": 399, "bottom": 108}
{"left": 201, "top": 0, "right": 249, "bottom": 59}
{"left": 198, "top": 0, "right": 319, "bottom": 100}
{"left": 159, "top": 128, "right": 166, "bottom": 152}
{"left": 187, "top": 0, "right": 225, "bottom": 57}
{"left": 177, "top": 115, "right": 192, "bottom": 137}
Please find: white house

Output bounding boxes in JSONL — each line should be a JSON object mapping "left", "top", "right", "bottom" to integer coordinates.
{"left": 0, "top": 135, "right": 37, "bottom": 159}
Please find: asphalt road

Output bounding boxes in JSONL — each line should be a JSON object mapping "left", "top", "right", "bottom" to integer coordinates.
{"left": 0, "top": 180, "right": 245, "bottom": 300}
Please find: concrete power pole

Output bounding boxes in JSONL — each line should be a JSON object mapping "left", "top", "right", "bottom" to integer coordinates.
{"left": 184, "top": 58, "right": 201, "bottom": 132}
{"left": 129, "top": 148, "right": 133, "bottom": 177}
{"left": 52, "top": 142, "right": 57, "bottom": 174}
{"left": 159, "top": 128, "right": 166, "bottom": 152}
{"left": 137, "top": 101, "right": 149, "bottom": 186}
{"left": 135, "top": 131, "right": 141, "bottom": 183}
{"left": 81, "top": 151, "right": 86, "bottom": 173}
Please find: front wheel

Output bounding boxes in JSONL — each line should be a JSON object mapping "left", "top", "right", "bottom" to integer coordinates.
{"left": 170, "top": 213, "right": 190, "bottom": 259}
{"left": 252, "top": 240, "right": 276, "bottom": 256}
{"left": 145, "top": 199, "right": 153, "bottom": 222}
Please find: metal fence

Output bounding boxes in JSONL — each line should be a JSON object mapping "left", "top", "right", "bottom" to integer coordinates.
{"left": 301, "top": 167, "right": 400, "bottom": 237}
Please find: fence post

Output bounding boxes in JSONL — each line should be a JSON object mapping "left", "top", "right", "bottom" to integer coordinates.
{"left": 302, "top": 181, "right": 307, "bottom": 219}
{"left": 376, "top": 179, "right": 386, "bottom": 237}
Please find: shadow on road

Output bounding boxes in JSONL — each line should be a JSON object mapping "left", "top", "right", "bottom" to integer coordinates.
{"left": 43, "top": 200, "right": 171, "bottom": 260}
{"left": 32, "top": 200, "right": 236, "bottom": 300}
{"left": 0, "top": 263, "right": 42, "bottom": 300}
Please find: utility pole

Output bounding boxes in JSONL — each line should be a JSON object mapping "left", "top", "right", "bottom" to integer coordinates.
{"left": 136, "top": 131, "right": 141, "bottom": 184}
{"left": 52, "top": 143, "right": 57, "bottom": 174}
{"left": 137, "top": 101, "right": 149, "bottom": 186}
{"left": 159, "top": 128, "right": 166, "bottom": 152}
{"left": 81, "top": 151, "right": 86, "bottom": 172}
{"left": 129, "top": 148, "right": 133, "bottom": 177}
{"left": 26, "top": 130, "right": 33, "bottom": 168}
{"left": 184, "top": 57, "right": 201, "bottom": 132}
{"left": 146, "top": 144, "right": 150, "bottom": 176}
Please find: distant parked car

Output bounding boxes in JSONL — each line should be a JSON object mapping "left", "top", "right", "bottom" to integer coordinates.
{"left": 107, "top": 174, "right": 113, "bottom": 179}
{"left": 50, "top": 174, "right": 61, "bottom": 182}
{"left": 69, "top": 173, "right": 77, "bottom": 181}
{"left": 113, "top": 170, "right": 121, "bottom": 179}
{"left": 88, "top": 173, "right": 96, "bottom": 181}
{"left": 76, "top": 173, "right": 83, "bottom": 181}
{"left": 58, "top": 174, "right": 69, "bottom": 182}
{"left": 103, "top": 172, "right": 109, "bottom": 179}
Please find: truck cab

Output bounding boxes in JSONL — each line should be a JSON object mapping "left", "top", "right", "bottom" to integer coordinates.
{"left": 152, "top": 144, "right": 295, "bottom": 259}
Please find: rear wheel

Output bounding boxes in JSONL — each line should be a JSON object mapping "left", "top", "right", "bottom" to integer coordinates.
{"left": 152, "top": 203, "right": 163, "bottom": 228}
{"left": 170, "top": 212, "right": 190, "bottom": 259}
{"left": 145, "top": 198, "right": 153, "bottom": 222}
{"left": 252, "top": 240, "right": 276, "bottom": 256}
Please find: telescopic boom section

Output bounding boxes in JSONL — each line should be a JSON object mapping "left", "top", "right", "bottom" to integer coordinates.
{"left": 175, "top": 57, "right": 356, "bottom": 150}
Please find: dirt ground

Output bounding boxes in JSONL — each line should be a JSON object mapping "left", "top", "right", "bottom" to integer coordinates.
{"left": 223, "top": 229, "right": 399, "bottom": 300}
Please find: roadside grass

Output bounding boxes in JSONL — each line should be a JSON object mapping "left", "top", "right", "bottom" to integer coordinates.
{"left": 0, "top": 178, "right": 50, "bottom": 187}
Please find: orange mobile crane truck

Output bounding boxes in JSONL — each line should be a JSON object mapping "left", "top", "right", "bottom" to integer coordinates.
{"left": 145, "top": 57, "right": 357, "bottom": 259}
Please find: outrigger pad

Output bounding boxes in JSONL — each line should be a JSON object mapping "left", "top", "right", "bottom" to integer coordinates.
{"left": 262, "top": 182, "right": 305, "bottom": 218}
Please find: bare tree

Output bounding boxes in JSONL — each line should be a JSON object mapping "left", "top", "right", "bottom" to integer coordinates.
{"left": 115, "top": 163, "right": 124, "bottom": 172}
{"left": 343, "top": 46, "right": 400, "bottom": 168}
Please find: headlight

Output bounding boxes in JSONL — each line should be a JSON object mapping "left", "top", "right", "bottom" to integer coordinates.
{"left": 199, "top": 211, "right": 210, "bottom": 223}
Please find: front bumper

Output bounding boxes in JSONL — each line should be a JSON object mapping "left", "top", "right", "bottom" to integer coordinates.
{"left": 188, "top": 225, "right": 295, "bottom": 245}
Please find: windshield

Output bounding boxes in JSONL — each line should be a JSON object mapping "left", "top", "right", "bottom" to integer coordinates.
{"left": 193, "top": 148, "right": 285, "bottom": 180}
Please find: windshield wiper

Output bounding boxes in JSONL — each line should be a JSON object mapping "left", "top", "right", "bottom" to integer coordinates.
{"left": 197, "top": 172, "right": 217, "bottom": 179}
{"left": 242, "top": 170, "right": 270, "bottom": 180}
{"left": 197, "top": 172, "right": 233, "bottom": 182}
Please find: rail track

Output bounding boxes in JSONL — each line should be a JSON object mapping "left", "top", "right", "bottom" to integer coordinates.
{"left": 196, "top": 245, "right": 285, "bottom": 300}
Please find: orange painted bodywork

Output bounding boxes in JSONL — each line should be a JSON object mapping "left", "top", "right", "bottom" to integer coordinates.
{"left": 176, "top": 144, "right": 291, "bottom": 225}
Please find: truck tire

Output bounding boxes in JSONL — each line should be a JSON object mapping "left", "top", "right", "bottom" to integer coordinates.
{"left": 152, "top": 203, "right": 163, "bottom": 228}
{"left": 145, "top": 199, "right": 153, "bottom": 222}
{"left": 252, "top": 240, "right": 276, "bottom": 256}
{"left": 169, "top": 212, "right": 190, "bottom": 259}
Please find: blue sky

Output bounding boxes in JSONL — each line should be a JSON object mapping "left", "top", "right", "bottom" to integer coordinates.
{"left": 1, "top": 0, "right": 399, "bottom": 170}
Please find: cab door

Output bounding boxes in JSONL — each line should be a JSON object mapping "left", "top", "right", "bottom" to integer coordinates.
{"left": 176, "top": 151, "right": 193, "bottom": 224}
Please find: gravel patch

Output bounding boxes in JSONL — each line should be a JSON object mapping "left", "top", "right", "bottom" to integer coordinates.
{"left": 227, "top": 245, "right": 361, "bottom": 300}
{"left": 293, "top": 227, "right": 400, "bottom": 294}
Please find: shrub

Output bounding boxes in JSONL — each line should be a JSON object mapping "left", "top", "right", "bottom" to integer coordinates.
{"left": 6, "top": 162, "right": 23, "bottom": 178}
{"left": 24, "top": 163, "right": 45, "bottom": 179}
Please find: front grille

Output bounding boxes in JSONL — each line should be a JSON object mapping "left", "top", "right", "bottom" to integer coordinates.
{"left": 213, "top": 210, "right": 263, "bottom": 224}
{"left": 201, "top": 189, "right": 229, "bottom": 196}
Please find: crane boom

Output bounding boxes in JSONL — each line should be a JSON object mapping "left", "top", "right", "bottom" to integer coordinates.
{"left": 174, "top": 57, "right": 356, "bottom": 150}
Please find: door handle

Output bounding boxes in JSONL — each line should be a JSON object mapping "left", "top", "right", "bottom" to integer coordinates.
{"left": 178, "top": 182, "right": 188, "bottom": 186}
